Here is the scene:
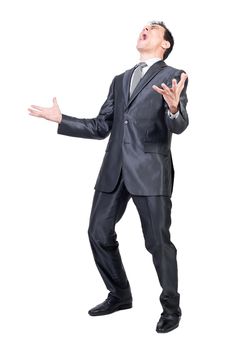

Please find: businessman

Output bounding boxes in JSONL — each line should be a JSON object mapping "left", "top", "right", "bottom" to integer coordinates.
{"left": 28, "top": 20, "right": 189, "bottom": 333}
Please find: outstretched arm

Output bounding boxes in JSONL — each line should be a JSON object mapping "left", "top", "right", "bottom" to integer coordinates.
{"left": 28, "top": 77, "right": 115, "bottom": 140}
{"left": 152, "top": 70, "right": 189, "bottom": 134}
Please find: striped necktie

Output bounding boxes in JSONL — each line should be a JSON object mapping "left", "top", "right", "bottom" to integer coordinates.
{"left": 130, "top": 62, "right": 147, "bottom": 97}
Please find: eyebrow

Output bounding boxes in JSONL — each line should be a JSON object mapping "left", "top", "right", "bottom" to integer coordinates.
{"left": 150, "top": 24, "right": 161, "bottom": 28}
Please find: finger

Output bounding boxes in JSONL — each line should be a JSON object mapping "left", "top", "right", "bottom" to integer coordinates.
{"left": 53, "top": 97, "right": 58, "bottom": 105}
{"left": 177, "top": 74, "right": 188, "bottom": 94}
{"left": 176, "top": 79, "right": 186, "bottom": 96}
{"left": 172, "top": 78, "right": 177, "bottom": 91}
{"left": 178, "top": 73, "right": 188, "bottom": 87}
{"left": 181, "top": 72, "right": 188, "bottom": 80}
{"left": 152, "top": 85, "right": 163, "bottom": 92}
{"left": 30, "top": 105, "right": 44, "bottom": 111}
{"left": 28, "top": 112, "right": 43, "bottom": 117}
{"left": 28, "top": 108, "right": 43, "bottom": 117}
{"left": 152, "top": 85, "right": 167, "bottom": 94}
{"left": 161, "top": 83, "right": 171, "bottom": 93}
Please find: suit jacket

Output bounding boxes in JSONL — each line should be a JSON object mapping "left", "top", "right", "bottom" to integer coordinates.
{"left": 57, "top": 60, "right": 189, "bottom": 196}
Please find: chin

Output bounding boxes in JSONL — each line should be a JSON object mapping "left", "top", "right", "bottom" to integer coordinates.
{"left": 136, "top": 43, "right": 146, "bottom": 51}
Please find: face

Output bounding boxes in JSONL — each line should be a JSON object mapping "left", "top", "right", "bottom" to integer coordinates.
{"left": 136, "top": 23, "right": 168, "bottom": 55}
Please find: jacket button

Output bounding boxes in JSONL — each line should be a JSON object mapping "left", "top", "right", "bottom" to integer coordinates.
{"left": 124, "top": 120, "right": 128, "bottom": 124}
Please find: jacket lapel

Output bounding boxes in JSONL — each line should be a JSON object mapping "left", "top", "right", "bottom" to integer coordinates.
{"left": 122, "top": 60, "right": 167, "bottom": 108}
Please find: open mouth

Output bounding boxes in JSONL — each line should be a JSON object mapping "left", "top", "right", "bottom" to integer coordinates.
{"left": 141, "top": 33, "right": 148, "bottom": 41}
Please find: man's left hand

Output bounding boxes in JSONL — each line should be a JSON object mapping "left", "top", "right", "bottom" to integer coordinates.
{"left": 152, "top": 72, "right": 188, "bottom": 114}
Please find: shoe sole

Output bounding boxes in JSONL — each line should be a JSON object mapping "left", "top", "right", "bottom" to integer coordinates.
{"left": 88, "top": 303, "right": 132, "bottom": 316}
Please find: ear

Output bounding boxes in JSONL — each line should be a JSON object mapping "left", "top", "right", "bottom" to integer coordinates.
{"left": 161, "top": 40, "right": 170, "bottom": 50}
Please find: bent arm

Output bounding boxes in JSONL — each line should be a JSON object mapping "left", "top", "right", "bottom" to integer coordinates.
{"left": 165, "top": 70, "right": 189, "bottom": 134}
{"left": 57, "top": 77, "right": 115, "bottom": 140}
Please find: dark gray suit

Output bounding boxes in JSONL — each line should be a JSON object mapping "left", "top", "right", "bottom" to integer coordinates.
{"left": 57, "top": 60, "right": 189, "bottom": 316}
{"left": 57, "top": 60, "right": 189, "bottom": 196}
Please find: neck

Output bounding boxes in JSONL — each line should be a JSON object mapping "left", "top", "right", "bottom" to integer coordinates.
{"left": 139, "top": 52, "right": 163, "bottom": 61}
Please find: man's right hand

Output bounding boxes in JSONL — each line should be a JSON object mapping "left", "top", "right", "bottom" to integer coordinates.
{"left": 28, "top": 97, "right": 62, "bottom": 123}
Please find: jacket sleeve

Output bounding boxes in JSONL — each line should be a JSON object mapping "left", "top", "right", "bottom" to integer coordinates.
{"left": 164, "top": 69, "right": 189, "bottom": 134}
{"left": 57, "top": 77, "right": 115, "bottom": 140}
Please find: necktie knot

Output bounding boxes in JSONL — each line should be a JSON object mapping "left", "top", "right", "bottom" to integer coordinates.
{"left": 138, "top": 62, "right": 147, "bottom": 68}
{"left": 134, "top": 62, "right": 147, "bottom": 69}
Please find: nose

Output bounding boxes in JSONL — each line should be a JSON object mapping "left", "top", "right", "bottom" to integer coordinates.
{"left": 143, "top": 25, "right": 150, "bottom": 31}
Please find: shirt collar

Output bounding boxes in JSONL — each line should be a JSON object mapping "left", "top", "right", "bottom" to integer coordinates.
{"left": 139, "top": 57, "right": 162, "bottom": 68}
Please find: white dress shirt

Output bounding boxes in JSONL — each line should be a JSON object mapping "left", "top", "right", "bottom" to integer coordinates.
{"left": 130, "top": 57, "right": 179, "bottom": 119}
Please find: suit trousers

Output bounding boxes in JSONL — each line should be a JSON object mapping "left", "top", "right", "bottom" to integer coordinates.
{"left": 87, "top": 168, "right": 180, "bottom": 314}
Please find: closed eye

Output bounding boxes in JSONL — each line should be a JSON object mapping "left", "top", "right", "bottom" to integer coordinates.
{"left": 150, "top": 25, "right": 160, "bottom": 30}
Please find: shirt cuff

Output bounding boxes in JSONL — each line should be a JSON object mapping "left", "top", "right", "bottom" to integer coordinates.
{"left": 167, "top": 109, "right": 180, "bottom": 119}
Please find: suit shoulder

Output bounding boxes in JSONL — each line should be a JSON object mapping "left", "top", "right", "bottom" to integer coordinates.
{"left": 165, "top": 64, "right": 187, "bottom": 75}
{"left": 112, "top": 71, "right": 127, "bottom": 87}
{"left": 115, "top": 71, "right": 125, "bottom": 80}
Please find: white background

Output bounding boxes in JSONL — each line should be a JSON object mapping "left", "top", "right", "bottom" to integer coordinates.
{"left": 0, "top": 0, "right": 234, "bottom": 348}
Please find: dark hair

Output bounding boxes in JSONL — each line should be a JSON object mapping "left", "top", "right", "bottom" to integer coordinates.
{"left": 149, "top": 20, "right": 174, "bottom": 60}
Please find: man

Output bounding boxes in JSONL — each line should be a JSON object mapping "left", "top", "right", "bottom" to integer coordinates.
{"left": 28, "top": 20, "right": 189, "bottom": 333}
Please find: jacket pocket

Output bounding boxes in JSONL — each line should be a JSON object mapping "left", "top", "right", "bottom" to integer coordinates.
{"left": 143, "top": 142, "right": 169, "bottom": 155}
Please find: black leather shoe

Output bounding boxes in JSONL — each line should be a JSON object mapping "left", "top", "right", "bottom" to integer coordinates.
{"left": 88, "top": 294, "right": 132, "bottom": 316}
{"left": 156, "top": 309, "right": 181, "bottom": 333}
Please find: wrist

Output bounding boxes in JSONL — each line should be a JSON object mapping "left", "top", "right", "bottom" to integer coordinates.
{"left": 169, "top": 105, "right": 179, "bottom": 114}
{"left": 57, "top": 113, "right": 62, "bottom": 124}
